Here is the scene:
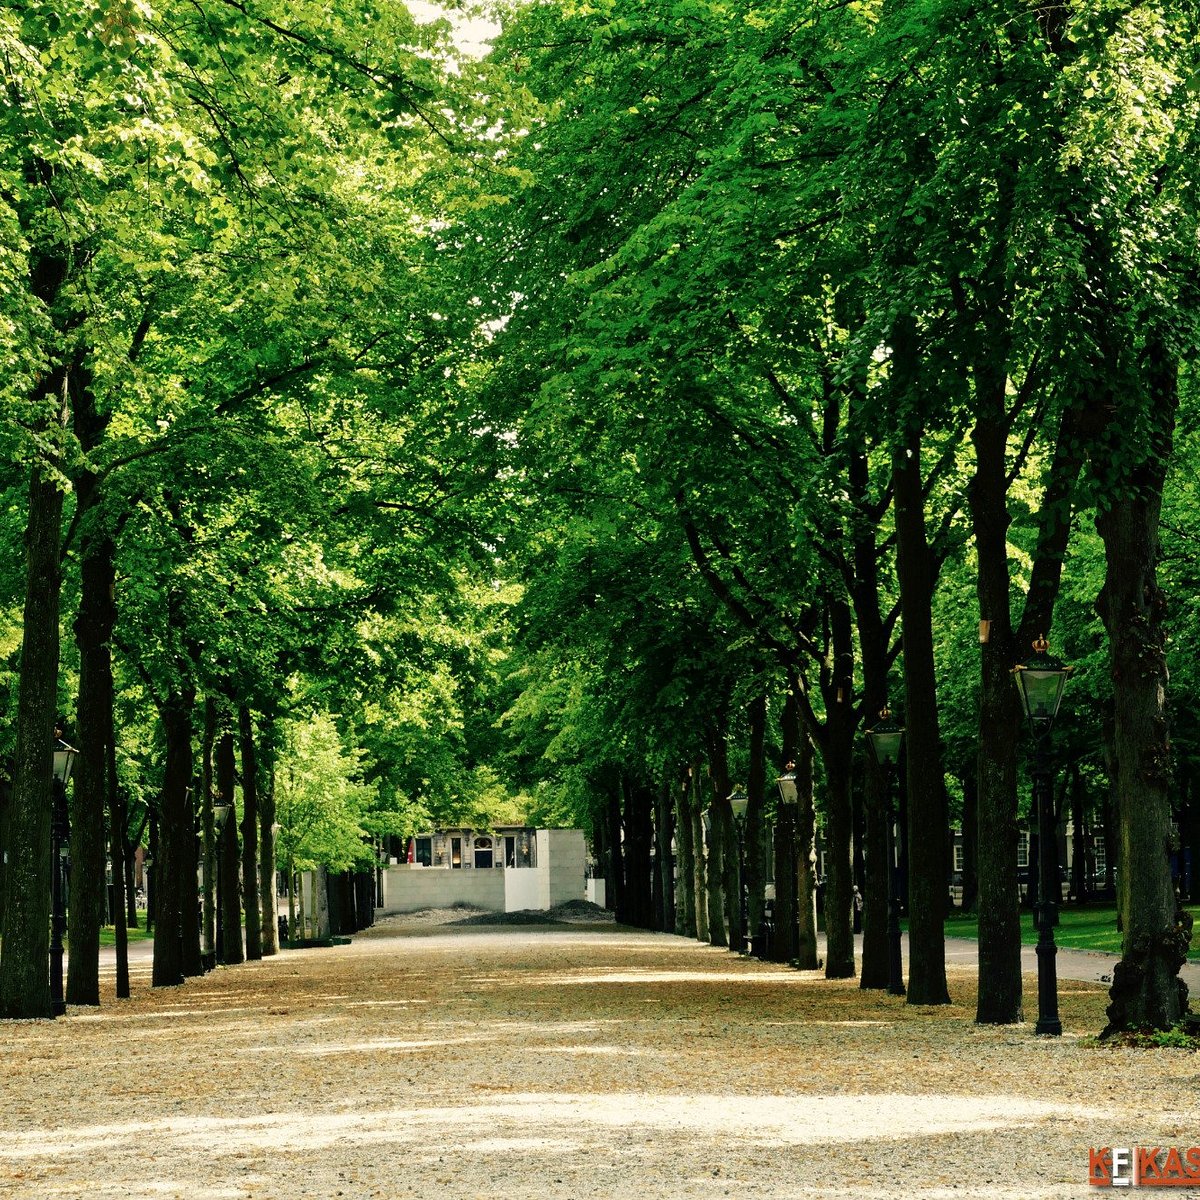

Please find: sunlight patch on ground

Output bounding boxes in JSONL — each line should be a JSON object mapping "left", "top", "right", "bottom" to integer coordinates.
{"left": 0, "top": 1093, "right": 1114, "bottom": 1163}
{"left": 242, "top": 1034, "right": 491, "bottom": 1056}
{"left": 40, "top": 1180, "right": 264, "bottom": 1198}
{"left": 505, "top": 970, "right": 806, "bottom": 986}
{"left": 543, "top": 1045, "right": 657, "bottom": 1057}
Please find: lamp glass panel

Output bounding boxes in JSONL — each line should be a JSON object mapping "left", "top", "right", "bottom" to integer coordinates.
{"left": 1016, "top": 668, "right": 1067, "bottom": 724}
{"left": 776, "top": 772, "right": 798, "bottom": 806}
{"left": 52, "top": 743, "right": 77, "bottom": 783}
{"left": 728, "top": 793, "right": 749, "bottom": 822}
{"left": 867, "top": 727, "right": 903, "bottom": 767}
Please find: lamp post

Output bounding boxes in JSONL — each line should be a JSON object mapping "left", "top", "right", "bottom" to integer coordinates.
{"left": 1013, "top": 635, "right": 1072, "bottom": 1037}
{"left": 50, "top": 734, "right": 78, "bottom": 1018}
{"left": 775, "top": 768, "right": 801, "bottom": 964}
{"left": 865, "top": 709, "right": 905, "bottom": 997}
{"left": 728, "top": 789, "right": 749, "bottom": 954}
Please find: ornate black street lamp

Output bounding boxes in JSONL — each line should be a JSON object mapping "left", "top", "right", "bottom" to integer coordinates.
{"left": 50, "top": 734, "right": 78, "bottom": 1018}
{"left": 1013, "top": 635, "right": 1072, "bottom": 1036}
{"left": 776, "top": 768, "right": 800, "bottom": 964}
{"left": 728, "top": 789, "right": 749, "bottom": 954}
{"left": 865, "top": 708, "right": 905, "bottom": 997}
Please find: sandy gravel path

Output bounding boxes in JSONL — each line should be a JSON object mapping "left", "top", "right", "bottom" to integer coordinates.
{"left": 1, "top": 914, "right": 1195, "bottom": 1200}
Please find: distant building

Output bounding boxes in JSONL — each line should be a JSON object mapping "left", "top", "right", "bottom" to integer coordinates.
{"left": 379, "top": 827, "right": 588, "bottom": 915}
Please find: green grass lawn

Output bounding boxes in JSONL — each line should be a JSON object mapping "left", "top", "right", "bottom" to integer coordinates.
{"left": 98, "top": 913, "right": 153, "bottom": 946}
{"left": 936, "top": 903, "right": 1200, "bottom": 959}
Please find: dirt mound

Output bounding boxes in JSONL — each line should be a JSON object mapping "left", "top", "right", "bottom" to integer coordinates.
{"left": 547, "top": 899, "right": 615, "bottom": 922}
{"left": 449, "top": 909, "right": 566, "bottom": 927}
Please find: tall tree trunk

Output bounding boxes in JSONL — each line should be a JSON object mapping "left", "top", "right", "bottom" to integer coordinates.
{"left": 745, "top": 693, "right": 768, "bottom": 950}
{"left": 259, "top": 731, "right": 279, "bottom": 956}
{"left": 819, "top": 743, "right": 855, "bottom": 978}
{"left": 794, "top": 730, "right": 820, "bottom": 970}
{"left": 68, "top": 516, "right": 116, "bottom": 1007}
{"left": 606, "top": 780, "right": 624, "bottom": 922}
{"left": 620, "top": 777, "right": 654, "bottom": 929}
{"left": 690, "top": 774, "right": 709, "bottom": 944}
{"left": 200, "top": 699, "right": 217, "bottom": 968}
{"left": 108, "top": 739, "right": 129, "bottom": 999}
{"left": 239, "top": 706, "right": 262, "bottom": 961}
{"left": 971, "top": 363, "right": 1025, "bottom": 1024}
{"left": 704, "top": 730, "right": 730, "bottom": 950}
{"left": 654, "top": 781, "right": 674, "bottom": 933}
{"left": 1096, "top": 352, "right": 1186, "bottom": 1034}
{"left": 675, "top": 770, "right": 696, "bottom": 938}
{"left": 0, "top": 470, "right": 65, "bottom": 1019}
{"left": 217, "top": 729, "right": 244, "bottom": 965}
{"left": 892, "top": 401, "right": 950, "bottom": 1006}
{"left": 152, "top": 686, "right": 195, "bottom": 988}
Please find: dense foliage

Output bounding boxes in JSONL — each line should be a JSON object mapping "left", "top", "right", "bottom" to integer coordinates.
{"left": 1, "top": 0, "right": 1199, "bottom": 1032}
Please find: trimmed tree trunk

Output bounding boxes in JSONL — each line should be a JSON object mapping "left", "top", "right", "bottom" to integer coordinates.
{"left": 217, "top": 730, "right": 244, "bottom": 965}
{"left": 259, "top": 734, "right": 279, "bottom": 957}
{"left": 1096, "top": 352, "right": 1187, "bottom": 1033}
{"left": 654, "top": 781, "right": 674, "bottom": 933}
{"left": 745, "top": 692, "right": 768, "bottom": 951}
{"left": 892, "top": 408, "right": 950, "bottom": 1006}
{"left": 239, "top": 706, "right": 262, "bottom": 961}
{"left": 68, "top": 515, "right": 116, "bottom": 1007}
{"left": 794, "top": 733, "right": 820, "bottom": 971}
{"left": 675, "top": 771, "right": 696, "bottom": 938}
{"left": 108, "top": 739, "right": 129, "bottom": 999}
{"left": 704, "top": 731, "right": 730, "bottom": 949}
{"left": 690, "top": 774, "right": 710, "bottom": 944}
{"left": 200, "top": 699, "right": 217, "bottom": 968}
{"left": 0, "top": 470, "right": 65, "bottom": 1019}
{"left": 152, "top": 686, "right": 195, "bottom": 989}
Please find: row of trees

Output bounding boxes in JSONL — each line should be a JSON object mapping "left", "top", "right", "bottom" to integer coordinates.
{"left": 1, "top": 0, "right": 1198, "bottom": 1035}
{"left": 469, "top": 0, "right": 1200, "bottom": 1034}
{"left": 0, "top": 0, "right": 518, "bottom": 1016}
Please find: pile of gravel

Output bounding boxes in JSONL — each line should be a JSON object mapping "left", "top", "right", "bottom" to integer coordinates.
{"left": 449, "top": 909, "right": 566, "bottom": 927}
{"left": 546, "top": 899, "right": 615, "bottom": 923}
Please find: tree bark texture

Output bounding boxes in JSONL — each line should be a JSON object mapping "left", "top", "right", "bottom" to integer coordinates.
{"left": 620, "top": 778, "right": 654, "bottom": 929}
{"left": 259, "top": 738, "right": 279, "bottom": 956}
{"left": 239, "top": 707, "right": 262, "bottom": 961}
{"left": 793, "top": 731, "right": 820, "bottom": 971}
{"left": 690, "top": 776, "right": 710, "bottom": 944}
{"left": 217, "top": 730, "right": 244, "bottom": 965}
{"left": 1095, "top": 356, "right": 1187, "bottom": 1032}
{"left": 704, "top": 731, "right": 730, "bottom": 950}
{"left": 892, "top": 410, "right": 950, "bottom": 1006}
{"left": 0, "top": 471, "right": 64, "bottom": 1019}
{"left": 970, "top": 364, "right": 1025, "bottom": 1025}
{"left": 745, "top": 692, "right": 768, "bottom": 949}
{"left": 68, "top": 512, "right": 116, "bottom": 1007}
{"left": 201, "top": 699, "right": 217, "bottom": 965}
{"left": 152, "top": 687, "right": 195, "bottom": 988}
{"left": 654, "top": 782, "right": 674, "bottom": 933}
{"left": 675, "top": 772, "right": 696, "bottom": 938}
{"left": 107, "top": 738, "right": 129, "bottom": 999}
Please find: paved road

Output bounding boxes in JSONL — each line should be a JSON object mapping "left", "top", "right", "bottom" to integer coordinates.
{"left": 944, "top": 934, "right": 1200, "bottom": 990}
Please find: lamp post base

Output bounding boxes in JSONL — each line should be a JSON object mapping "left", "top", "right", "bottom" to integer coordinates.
{"left": 1034, "top": 911, "right": 1062, "bottom": 1036}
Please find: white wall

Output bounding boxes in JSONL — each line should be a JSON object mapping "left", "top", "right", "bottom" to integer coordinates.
{"left": 543, "top": 829, "right": 587, "bottom": 908}
{"left": 380, "top": 864, "right": 505, "bottom": 915}
{"left": 504, "top": 867, "right": 542, "bottom": 912}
